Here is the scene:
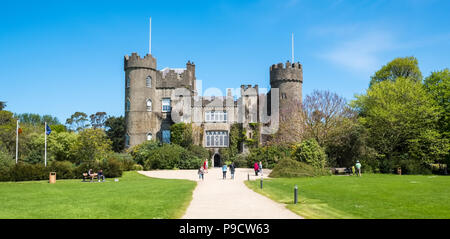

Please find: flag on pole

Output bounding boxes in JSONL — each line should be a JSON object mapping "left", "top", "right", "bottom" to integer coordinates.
{"left": 46, "top": 124, "right": 52, "bottom": 135}
{"left": 18, "top": 123, "right": 22, "bottom": 134}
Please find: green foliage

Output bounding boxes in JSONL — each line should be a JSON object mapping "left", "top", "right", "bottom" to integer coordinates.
{"left": 424, "top": 69, "right": 450, "bottom": 140}
{"left": 50, "top": 124, "right": 67, "bottom": 133}
{"left": 0, "top": 111, "right": 16, "bottom": 154}
{"left": 48, "top": 161, "right": 76, "bottom": 179}
{"left": 187, "top": 144, "right": 210, "bottom": 160}
{"left": 65, "top": 112, "right": 90, "bottom": 132}
{"left": 170, "top": 122, "right": 193, "bottom": 147}
{"left": 141, "top": 144, "right": 201, "bottom": 170}
{"left": 246, "top": 145, "right": 291, "bottom": 169}
{"left": 69, "top": 128, "right": 113, "bottom": 164}
{"left": 292, "top": 138, "right": 327, "bottom": 169}
{"left": 245, "top": 123, "right": 260, "bottom": 148}
{"left": 0, "top": 101, "right": 6, "bottom": 110}
{"left": 89, "top": 112, "right": 107, "bottom": 129}
{"left": 0, "top": 150, "right": 14, "bottom": 181}
{"left": 15, "top": 113, "right": 60, "bottom": 126}
{"left": 369, "top": 56, "right": 422, "bottom": 87}
{"left": 352, "top": 77, "right": 447, "bottom": 173}
{"left": 269, "top": 158, "right": 331, "bottom": 178}
{"left": 104, "top": 116, "right": 126, "bottom": 152}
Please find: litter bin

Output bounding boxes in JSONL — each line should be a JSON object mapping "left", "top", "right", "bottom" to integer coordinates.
{"left": 49, "top": 172, "right": 56, "bottom": 184}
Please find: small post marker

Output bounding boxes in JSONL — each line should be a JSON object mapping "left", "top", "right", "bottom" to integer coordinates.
{"left": 248, "top": 173, "right": 250, "bottom": 181}
{"left": 260, "top": 177, "right": 263, "bottom": 189}
{"left": 294, "top": 185, "right": 298, "bottom": 204}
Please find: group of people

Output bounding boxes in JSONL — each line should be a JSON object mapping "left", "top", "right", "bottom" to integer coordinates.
{"left": 197, "top": 160, "right": 237, "bottom": 180}
{"left": 351, "top": 160, "right": 362, "bottom": 176}
{"left": 254, "top": 161, "right": 263, "bottom": 176}
{"left": 87, "top": 169, "right": 106, "bottom": 182}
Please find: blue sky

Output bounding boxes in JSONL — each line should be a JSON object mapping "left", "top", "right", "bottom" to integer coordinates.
{"left": 1, "top": 0, "right": 449, "bottom": 123}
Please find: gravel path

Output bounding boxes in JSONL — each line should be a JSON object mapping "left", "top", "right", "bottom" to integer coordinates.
{"left": 138, "top": 168, "right": 302, "bottom": 219}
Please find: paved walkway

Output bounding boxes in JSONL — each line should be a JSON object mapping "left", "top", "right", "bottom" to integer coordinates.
{"left": 138, "top": 168, "right": 302, "bottom": 219}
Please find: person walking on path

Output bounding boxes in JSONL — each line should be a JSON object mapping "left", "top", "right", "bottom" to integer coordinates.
{"left": 258, "top": 161, "right": 263, "bottom": 176}
{"left": 198, "top": 166, "right": 205, "bottom": 181}
{"left": 203, "top": 160, "right": 208, "bottom": 173}
{"left": 355, "top": 160, "right": 362, "bottom": 176}
{"left": 254, "top": 162, "right": 259, "bottom": 176}
{"left": 229, "top": 162, "right": 235, "bottom": 179}
{"left": 222, "top": 164, "right": 228, "bottom": 180}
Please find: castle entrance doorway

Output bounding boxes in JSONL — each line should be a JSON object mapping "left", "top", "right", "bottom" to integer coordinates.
{"left": 213, "top": 153, "right": 221, "bottom": 167}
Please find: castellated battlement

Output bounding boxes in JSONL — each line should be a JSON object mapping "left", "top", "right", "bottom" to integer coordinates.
{"left": 124, "top": 52, "right": 157, "bottom": 70}
{"left": 269, "top": 61, "right": 303, "bottom": 85}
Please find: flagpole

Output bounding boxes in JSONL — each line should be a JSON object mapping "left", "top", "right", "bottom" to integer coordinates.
{"left": 45, "top": 122, "right": 47, "bottom": 167}
{"left": 15, "top": 120, "right": 19, "bottom": 164}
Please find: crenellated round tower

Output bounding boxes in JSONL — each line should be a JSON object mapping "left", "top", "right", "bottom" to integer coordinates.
{"left": 269, "top": 61, "right": 303, "bottom": 118}
{"left": 124, "top": 53, "right": 157, "bottom": 147}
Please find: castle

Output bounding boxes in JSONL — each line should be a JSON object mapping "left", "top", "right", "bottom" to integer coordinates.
{"left": 124, "top": 49, "right": 303, "bottom": 167}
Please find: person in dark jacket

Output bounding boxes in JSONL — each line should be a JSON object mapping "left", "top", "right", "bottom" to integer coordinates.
{"left": 229, "top": 162, "right": 236, "bottom": 179}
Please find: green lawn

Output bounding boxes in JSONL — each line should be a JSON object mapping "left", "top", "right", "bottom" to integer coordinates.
{"left": 245, "top": 174, "right": 450, "bottom": 219}
{"left": 0, "top": 171, "right": 196, "bottom": 219}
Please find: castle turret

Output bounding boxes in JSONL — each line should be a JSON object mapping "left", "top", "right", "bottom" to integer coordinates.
{"left": 269, "top": 61, "right": 303, "bottom": 119}
{"left": 124, "top": 53, "right": 157, "bottom": 147}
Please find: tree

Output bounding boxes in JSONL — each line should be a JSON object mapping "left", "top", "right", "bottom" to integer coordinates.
{"left": 352, "top": 77, "right": 448, "bottom": 172}
{"left": 291, "top": 138, "right": 327, "bottom": 169}
{"left": 69, "top": 128, "right": 112, "bottom": 164}
{"left": 0, "top": 111, "right": 16, "bottom": 154}
{"left": 65, "top": 112, "right": 90, "bottom": 132}
{"left": 0, "top": 101, "right": 6, "bottom": 111}
{"left": 104, "top": 116, "right": 126, "bottom": 152}
{"left": 15, "top": 113, "right": 60, "bottom": 126}
{"left": 302, "top": 90, "right": 354, "bottom": 146}
{"left": 90, "top": 112, "right": 108, "bottom": 129}
{"left": 423, "top": 69, "right": 450, "bottom": 138}
{"left": 369, "top": 56, "right": 422, "bottom": 87}
{"left": 170, "top": 122, "right": 193, "bottom": 148}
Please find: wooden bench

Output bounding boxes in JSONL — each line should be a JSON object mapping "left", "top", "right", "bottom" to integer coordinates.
{"left": 82, "top": 173, "right": 98, "bottom": 182}
{"left": 332, "top": 167, "right": 351, "bottom": 175}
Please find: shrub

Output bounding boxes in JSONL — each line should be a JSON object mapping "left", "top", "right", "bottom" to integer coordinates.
{"left": 9, "top": 163, "right": 48, "bottom": 181}
{"left": 48, "top": 161, "right": 75, "bottom": 179}
{"left": 269, "top": 158, "right": 331, "bottom": 178}
{"left": 292, "top": 139, "right": 327, "bottom": 169}
{"left": 246, "top": 145, "right": 291, "bottom": 169}
{"left": 133, "top": 164, "right": 144, "bottom": 171}
{"left": 0, "top": 150, "right": 14, "bottom": 181}
{"left": 187, "top": 145, "right": 210, "bottom": 160}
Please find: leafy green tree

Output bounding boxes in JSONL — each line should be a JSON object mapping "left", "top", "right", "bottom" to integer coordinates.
{"left": 0, "top": 111, "right": 17, "bottom": 154}
{"left": 15, "top": 113, "right": 60, "bottom": 126}
{"left": 90, "top": 112, "right": 108, "bottom": 129}
{"left": 352, "top": 77, "right": 448, "bottom": 172}
{"left": 104, "top": 116, "right": 126, "bottom": 152}
{"left": 292, "top": 138, "right": 327, "bottom": 169}
{"left": 0, "top": 101, "right": 6, "bottom": 111}
{"left": 65, "top": 112, "right": 90, "bottom": 132}
{"left": 170, "top": 122, "right": 193, "bottom": 147}
{"left": 69, "top": 128, "right": 112, "bottom": 164}
{"left": 369, "top": 56, "right": 422, "bottom": 87}
{"left": 423, "top": 69, "right": 450, "bottom": 138}
{"left": 50, "top": 124, "right": 67, "bottom": 133}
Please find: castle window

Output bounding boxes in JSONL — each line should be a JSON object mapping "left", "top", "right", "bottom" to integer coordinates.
{"left": 126, "top": 76, "right": 130, "bottom": 88}
{"left": 205, "top": 131, "right": 228, "bottom": 147}
{"left": 205, "top": 111, "right": 227, "bottom": 122}
{"left": 162, "top": 98, "right": 171, "bottom": 112}
{"left": 146, "top": 76, "right": 152, "bottom": 88}
{"left": 125, "top": 134, "right": 130, "bottom": 147}
{"left": 147, "top": 133, "right": 152, "bottom": 141}
{"left": 146, "top": 99, "right": 152, "bottom": 112}
{"left": 126, "top": 99, "right": 131, "bottom": 112}
{"left": 162, "top": 129, "right": 171, "bottom": 143}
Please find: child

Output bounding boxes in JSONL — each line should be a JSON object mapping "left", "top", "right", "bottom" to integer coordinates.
{"left": 198, "top": 166, "right": 204, "bottom": 180}
{"left": 222, "top": 164, "right": 227, "bottom": 180}
{"left": 352, "top": 166, "right": 355, "bottom": 176}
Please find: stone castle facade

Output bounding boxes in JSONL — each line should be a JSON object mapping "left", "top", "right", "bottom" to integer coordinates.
{"left": 124, "top": 52, "right": 303, "bottom": 166}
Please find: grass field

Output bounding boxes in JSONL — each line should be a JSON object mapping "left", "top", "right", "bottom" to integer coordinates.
{"left": 245, "top": 174, "right": 450, "bottom": 219}
{"left": 0, "top": 171, "right": 196, "bottom": 219}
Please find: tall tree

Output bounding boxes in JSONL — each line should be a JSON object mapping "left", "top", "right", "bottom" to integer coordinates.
{"left": 423, "top": 68, "right": 450, "bottom": 138}
{"left": 15, "top": 113, "right": 60, "bottom": 126}
{"left": 0, "top": 101, "right": 6, "bottom": 111}
{"left": 104, "top": 116, "right": 126, "bottom": 152}
{"left": 90, "top": 112, "right": 108, "bottom": 129}
{"left": 369, "top": 56, "right": 422, "bottom": 87}
{"left": 65, "top": 112, "right": 90, "bottom": 132}
{"left": 352, "top": 77, "right": 448, "bottom": 172}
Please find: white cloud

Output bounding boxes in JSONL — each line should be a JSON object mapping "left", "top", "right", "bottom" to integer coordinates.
{"left": 317, "top": 30, "right": 396, "bottom": 74}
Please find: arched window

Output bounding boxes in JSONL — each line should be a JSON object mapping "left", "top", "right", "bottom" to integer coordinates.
{"left": 126, "top": 98, "right": 131, "bottom": 112}
{"left": 146, "top": 76, "right": 152, "bottom": 88}
{"left": 125, "top": 134, "right": 130, "bottom": 147}
{"left": 126, "top": 76, "right": 130, "bottom": 88}
{"left": 147, "top": 133, "right": 152, "bottom": 141}
{"left": 146, "top": 99, "right": 152, "bottom": 112}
